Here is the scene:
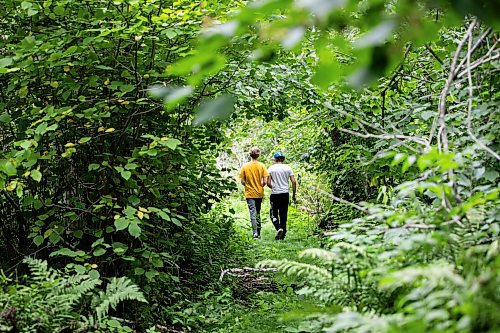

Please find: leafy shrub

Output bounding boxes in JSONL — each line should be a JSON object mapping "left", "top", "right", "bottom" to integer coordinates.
{"left": 259, "top": 149, "right": 500, "bottom": 333}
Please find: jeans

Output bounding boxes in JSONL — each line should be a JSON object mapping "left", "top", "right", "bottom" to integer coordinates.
{"left": 246, "top": 198, "right": 263, "bottom": 234}
{"left": 270, "top": 193, "right": 289, "bottom": 238}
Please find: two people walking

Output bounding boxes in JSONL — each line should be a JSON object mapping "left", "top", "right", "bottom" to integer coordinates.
{"left": 239, "top": 147, "right": 296, "bottom": 240}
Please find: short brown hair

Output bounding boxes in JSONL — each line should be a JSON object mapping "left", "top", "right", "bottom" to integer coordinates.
{"left": 249, "top": 147, "right": 260, "bottom": 158}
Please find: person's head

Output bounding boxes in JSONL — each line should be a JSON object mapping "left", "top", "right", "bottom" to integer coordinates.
{"left": 273, "top": 152, "right": 285, "bottom": 163}
{"left": 249, "top": 147, "right": 261, "bottom": 159}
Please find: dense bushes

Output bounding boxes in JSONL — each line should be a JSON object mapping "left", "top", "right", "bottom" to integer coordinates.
{"left": 257, "top": 18, "right": 500, "bottom": 332}
{"left": 0, "top": 0, "right": 241, "bottom": 326}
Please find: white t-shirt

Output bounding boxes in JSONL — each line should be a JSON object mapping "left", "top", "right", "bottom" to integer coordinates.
{"left": 268, "top": 163, "right": 294, "bottom": 194}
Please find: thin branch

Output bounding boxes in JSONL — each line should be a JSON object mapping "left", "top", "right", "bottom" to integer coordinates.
{"left": 465, "top": 27, "right": 500, "bottom": 160}
{"left": 433, "top": 19, "right": 477, "bottom": 152}
{"left": 309, "top": 185, "right": 368, "bottom": 213}
{"left": 454, "top": 27, "right": 493, "bottom": 76}
{"left": 404, "top": 223, "right": 436, "bottom": 230}
{"left": 425, "top": 43, "right": 444, "bottom": 65}
{"left": 325, "top": 102, "right": 425, "bottom": 152}
{"left": 457, "top": 49, "right": 499, "bottom": 78}
{"left": 337, "top": 128, "right": 425, "bottom": 151}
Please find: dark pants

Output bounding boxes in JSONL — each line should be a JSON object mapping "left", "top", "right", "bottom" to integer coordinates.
{"left": 270, "top": 193, "right": 289, "bottom": 238}
{"left": 246, "top": 198, "right": 263, "bottom": 234}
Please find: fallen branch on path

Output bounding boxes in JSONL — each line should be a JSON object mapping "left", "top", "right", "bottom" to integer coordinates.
{"left": 219, "top": 267, "right": 277, "bottom": 282}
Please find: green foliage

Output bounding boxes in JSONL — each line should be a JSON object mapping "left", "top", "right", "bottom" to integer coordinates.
{"left": 260, "top": 147, "right": 500, "bottom": 332}
{"left": 0, "top": 0, "right": 237, "bottom": 310}
{"left": 1, "top": 0, "right": 499, "bottom": 332}
{"left": 0, "top": 258, "right": 146, "bottom": 332}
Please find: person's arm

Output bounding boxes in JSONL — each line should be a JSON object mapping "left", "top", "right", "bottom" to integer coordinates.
{"left": 239, "top": 168, "right": 246, "bottom": 186}
{"left": 290, "top": 175, "right": 297, "bottom": 202}
{"left": 266, "top": 175, "right": 272, "bottom": 189}
{"left": 262, "top": 165, "right": 270, "bottom": 187}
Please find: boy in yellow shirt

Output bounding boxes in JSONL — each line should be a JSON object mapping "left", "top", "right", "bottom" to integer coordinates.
{"left": 239, "top": 147, "right": 269, "bottom": 239}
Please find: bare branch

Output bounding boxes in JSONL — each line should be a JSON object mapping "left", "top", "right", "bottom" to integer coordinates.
{"left": 309, "top": 185, "right": 368, "bottom": 213}
{"left": 337, "top": 128, "right": 425, "bottom": 151}
{"left": 324, "top": 102, "right": 426, "bottom": 152}
{"left": 432, "top": 19, "right": 477, "bottom": 152}
{"left": 454, "top": 27, "right": 493, "bottom": 75}
{"left": 465, "top": 26, "right": 500, "bottom": 160}
{"left": 457, "top": 49, "right": 499, "bottom": 78}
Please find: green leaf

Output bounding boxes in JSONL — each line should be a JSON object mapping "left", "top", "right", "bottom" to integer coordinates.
{"left": 53, "top": 6, "right": 65, "bottom": 15}
{"left": 21, "top": 36, "right": 36, "bottom": 50}
{"left": 114, "top": 218, "right": 129, "bottom": 231}
{"left": 107, "top": 320, "right": 121, "bottom": 328}
{"left": 35, "top": 122, "right": 48, "bottom": 135}
{"left": 89, "top": 269, "right": 100, "bottom": 280}
{"left": 79, "top": 137, "right": 91, "bottom": 144}
{"left": 121, "top": 170, "right": 132, "bottom": 180}
{"left": 88, "top": 163, "right": 100, "bottom": 171}
{"left": 21, "top": 1, "right": 32, "bottom": 10}
{"left": 75, "top": 265, "right": 86, "bottom": 274}
{"left": 33, "top": 235, "right": 44, "bottom": 246}
{"left": 20, "top": 140, "right": 31, "bottom": 149}
{"left": 421, "top": 110, "right": 434, "bottom": 121}
{"left": 1, "top": 161, "right": 17, "bottom": 176}
{"left": 149, "top": 85, "right": 193, "bottom": 109}
{"left": 27, "top": 7, "right": 38, "bottom": 16}
{"left": 145, "top": 270, "right": 158, "bottom": 280}
{"left": 124, "top": 163, "right": 138, "bottom": 170}
{"left": 30, "top": 169, "right": 42, "bottom": 182}
{"left": 50, "top": 247, "right": 85, "bottom": 258}
{"left": 0, "top": 58, "right": 13, "bottom": 68}
{"left": 171, "top": 217, "right": 182, "bottom": 227}
{"left": 0, "top": 113, "right": 11, "bottom": 123}
{"left": 193, "top": 95, "right": 234, "bottom": 126}
{"left": 93, "top": 247, "right": 106, "bottom": 256}
{"left": 112, "top": 242, "right": 128, "bottom": 255}
{"left": 46, "top": 124, "right": 58, "bottom": 132}
{"left": 484, "top": 170, "right": 499, "bottom": 181}
{"left": 163, "top": 29, "right": 177, "bottom": 39}
{"left": 128, "top": 222, "right": 141, "bottom": 238}
{"left": 165, "top": 138, "right": 181, "bottom": 150}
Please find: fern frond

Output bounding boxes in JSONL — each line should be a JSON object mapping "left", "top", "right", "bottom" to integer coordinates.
{"left": 333, "top": 242, "right": 367, "bottom": 257}
{"left": 258, "top": 259, "right": 332, "bottom": 280}
{"left": 299, "top": 248, "right": 339, "bottom": 262}
{"left": 379, "top": 262, "right": 465, "bottom": 291}
{"left": 23, "top": 257, "right": 60, "bottom": 283}
{"left": 58, "top": 277, "right": 102, "bottom": 307}
{"left": 94, "top": 277, "right": 147, "bottom": 322}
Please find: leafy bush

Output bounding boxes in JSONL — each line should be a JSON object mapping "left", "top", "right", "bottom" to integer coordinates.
{"left": 260, "top": 149, "right": 500, "bottom": 333}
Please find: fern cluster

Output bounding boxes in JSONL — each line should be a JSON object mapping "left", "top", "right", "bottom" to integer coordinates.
{"left": 0, "top": 258, "right": 146, "bottom": 332}
{"left": 259, "top": 157, "right": 500, "bottom": 332}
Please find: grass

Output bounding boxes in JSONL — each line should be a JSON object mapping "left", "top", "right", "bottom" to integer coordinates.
{"left": 199, "top": 193, "right": 320, "bottom": 333}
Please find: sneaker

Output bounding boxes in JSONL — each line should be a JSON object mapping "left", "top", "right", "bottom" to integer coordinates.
{"left": 276, "top": 228, "right": 283, "bottom": 240}
{"left": 253, "top": 232, "right": 259, "bottom": 239}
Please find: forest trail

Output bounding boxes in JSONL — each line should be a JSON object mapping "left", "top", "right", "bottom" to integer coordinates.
{"left": 203, "top": 195, "right": 320, "bottom": 333}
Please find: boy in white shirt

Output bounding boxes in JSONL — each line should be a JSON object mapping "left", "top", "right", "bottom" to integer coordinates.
{"left": 266, "top": 152, "right": 297, "bottom": 240}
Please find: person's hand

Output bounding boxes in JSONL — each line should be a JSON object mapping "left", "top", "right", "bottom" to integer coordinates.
{"left": 292, "top": 195, "right": 297, "bottom": 204}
